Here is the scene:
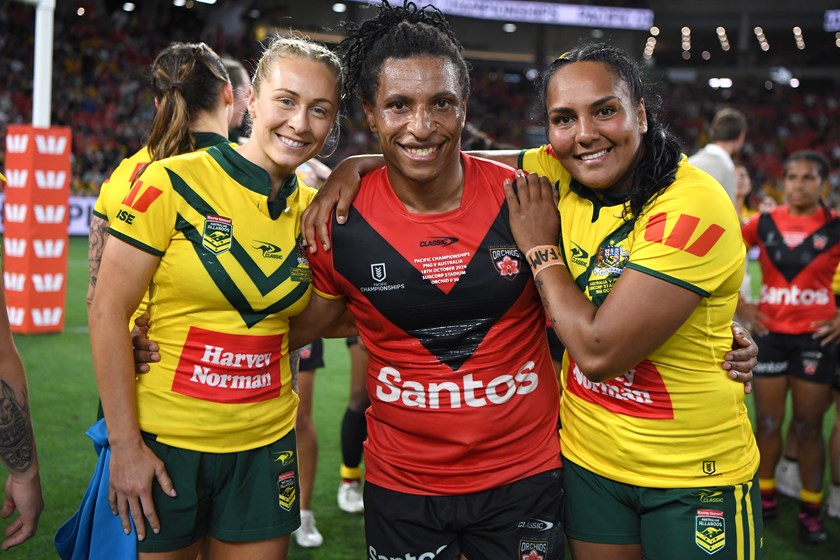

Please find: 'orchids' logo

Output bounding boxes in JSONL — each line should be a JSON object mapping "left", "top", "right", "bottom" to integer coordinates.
{"left": 490, "top": 247, "right": 522, "bottom": 280}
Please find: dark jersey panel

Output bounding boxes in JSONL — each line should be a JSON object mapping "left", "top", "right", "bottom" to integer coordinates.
{"left": 332, "top": 201, "right": 528, "bottom": 371}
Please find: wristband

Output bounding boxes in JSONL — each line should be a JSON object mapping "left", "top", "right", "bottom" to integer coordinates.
{"left": 525, "top": 245, "right": 565, "bottom": 278}
{"left": 533, "top": 261, "right": 565, "bottom": 279}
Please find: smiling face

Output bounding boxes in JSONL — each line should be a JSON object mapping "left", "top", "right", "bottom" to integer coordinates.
{"left": 244, "top": 56, "right": 339, "bottom": 179}
{"left": 784, "top": 158, "right": 824, "bottom": 215}
{"left": 363, "top": 56, "right": 466, "bottom": 194}
{"left": 545, "top": 61, "right": 647, "bottom": 195}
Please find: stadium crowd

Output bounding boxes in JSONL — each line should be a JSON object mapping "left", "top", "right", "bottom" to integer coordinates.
{"left": 1, "top": 2, "right": 838, "bottom": 207}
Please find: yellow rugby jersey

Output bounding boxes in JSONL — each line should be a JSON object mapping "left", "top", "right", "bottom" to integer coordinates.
{"left": 520, "top": 146, "right": 759, "bottom": 488}
{"left": 109, "top": 143, "right": 316, "bottom": 453}
{"left": 94, "top": 133, "right": 229, "bottom": 323}
{"left": 93, "top": 132, "right": 229, "bottom": 222}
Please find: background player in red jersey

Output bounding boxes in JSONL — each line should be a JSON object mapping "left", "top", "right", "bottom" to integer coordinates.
{"left": 739, "top": 150, "right": 840, "bottom": 544}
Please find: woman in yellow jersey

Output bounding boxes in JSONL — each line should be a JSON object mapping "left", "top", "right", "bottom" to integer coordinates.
{"left": 87, "top": 42, "right": 233, "bottom": 310}
{"left": 89, "top": 35, "right": 342, "bottom": 560}
{"left": 503, "top": 43, "right": 761, "bottom": 560}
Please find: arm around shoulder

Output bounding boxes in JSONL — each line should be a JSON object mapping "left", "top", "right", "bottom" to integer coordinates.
{"left": 302, "top": 154, "right": 384, "bottom": 252}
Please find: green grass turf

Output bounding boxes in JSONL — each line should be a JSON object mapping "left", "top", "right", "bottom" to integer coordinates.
{"left": 0, "top": 237, "right": 837, "bottom": 558}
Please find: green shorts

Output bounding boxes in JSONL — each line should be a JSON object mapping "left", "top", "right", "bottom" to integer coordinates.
{"left": 563, "top": 457, "right": 763, "bottom": 560}
{"left": 136, "top": 429, "right": 300, "bottom": 553}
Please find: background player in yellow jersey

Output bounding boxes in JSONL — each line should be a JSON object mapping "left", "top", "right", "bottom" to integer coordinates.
{"left": 87, "top": 42, "right": 233, "bottom": 310}
{"left": 504, "top": 43, "right": 761, "bottom": 560}
{"left": 89, "top": 35, "right": 342, "bottom": 560}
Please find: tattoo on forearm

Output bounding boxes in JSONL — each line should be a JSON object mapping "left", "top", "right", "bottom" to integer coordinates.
{"left": 88, "top": 218, "right": 110, "bottom": 288}
{"left": 532, "top": 278, "right": 555, "bottom": 315}
{"left": 0, "top": 381, "right": 35, "bottom": 473}
{"left": 290, "top": 349, "right": 301, "bottom": 393}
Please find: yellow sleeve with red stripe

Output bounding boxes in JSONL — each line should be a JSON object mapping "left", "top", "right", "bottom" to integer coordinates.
{"left": 107, "top": 158, "right": 174, "bottom": 256}
{"left": 628, "top": 162, "right": 745, "bottom": 297}
{"left": 93, "top": 147, "right": 151, "bottom": 221}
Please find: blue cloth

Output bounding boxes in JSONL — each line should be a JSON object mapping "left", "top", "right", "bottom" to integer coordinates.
{"left": 54, "top": 419, "right": 137, "bottom": 559}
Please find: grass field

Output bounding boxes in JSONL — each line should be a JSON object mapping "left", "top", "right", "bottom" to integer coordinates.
{"left": 0, "top": 237, "right": 838, "bottom": 559}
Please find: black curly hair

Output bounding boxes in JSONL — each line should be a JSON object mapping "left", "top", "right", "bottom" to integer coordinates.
{"left": 540, "top": 42, "right": 682, "bottom": 220}
{"left": 785, "top": 149, "right": 831, "bottom": 182}
{"left": 338, "top": 1, "right": 470, "bottom": 105}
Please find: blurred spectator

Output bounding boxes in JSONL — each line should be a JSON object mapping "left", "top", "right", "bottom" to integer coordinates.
{"left": 688, "top": 108, "right": 747, "bottom": 203}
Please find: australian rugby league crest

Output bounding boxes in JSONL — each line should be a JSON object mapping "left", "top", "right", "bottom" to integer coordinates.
{"left": 202, "top": 215, "right": 233, "bottom": 254}
{"left": 275, "top": 450, "right": 297, "bottom": 511}
{"left": 277, "top": 471, "right": 297, "bottom": 511}
{"left": 695, "top": 509, "right": 725, "bottom": 554}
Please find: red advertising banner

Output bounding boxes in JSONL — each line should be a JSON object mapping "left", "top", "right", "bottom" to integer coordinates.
{"left": 3, "top": 125, "right": 71, "bottom": 333}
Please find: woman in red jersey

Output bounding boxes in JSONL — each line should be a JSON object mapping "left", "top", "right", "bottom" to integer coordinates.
{"left": 738, "top": 150, "right": 840, "bottom": 544}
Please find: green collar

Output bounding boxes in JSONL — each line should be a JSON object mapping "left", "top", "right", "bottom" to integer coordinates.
{"left": 207, "top": 143, "right": 298, "bottom": 219}
{"left": 193, "top": 131, "right": 229, "bottom": 150}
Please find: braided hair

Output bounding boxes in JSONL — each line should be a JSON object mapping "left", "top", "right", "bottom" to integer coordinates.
{"left": 539, "top": 42, "right": 682, "bottom": 220}
{"left": 146, "top": 42, "right": 230, "bottom": 163}
{"left": 338, "top": 0, "right": 470, "bottom": 104}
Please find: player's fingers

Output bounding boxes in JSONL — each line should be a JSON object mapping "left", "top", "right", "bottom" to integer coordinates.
{"left": 316, "top": 220, "right": 331, "bottom": 253}
{"left": 335, "top": 192, "right": 352, "bottom": 227}
{"left": 503, "top": 177, "right": 520, "bottom": 209}
{"left": 535, "top": 173, "right": 553, "bottom": 202}
{"left": 155, "top": 465, "right": 177, "bottom": 499}
{"left": 0, "top": 496, "right": 14, "bottom": 519}
{"left": 133, "top": 312, "right": 151, "bottom": 331}
{"left": 3, "top": 518, "right": 22, "bottom": 539}
{"left": 128, "top": 497, "right": 146, "bottom": 541}
{"left": 140, "top": 493, "right": 160, "bottom": 536}
{"left": 727, "top": 369, "right": 753, "bottom": 384}
{"left": 117, "top": 494, "right": 133, "bottom": 535}
{"left": 1, "top": 519, "right": 25, "bottom": 550}
{"left": 513, "top": 169, "right": 531, "bottom": 205}
{"left": 108, "top": 487, "right": 118, "bottom": 516}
